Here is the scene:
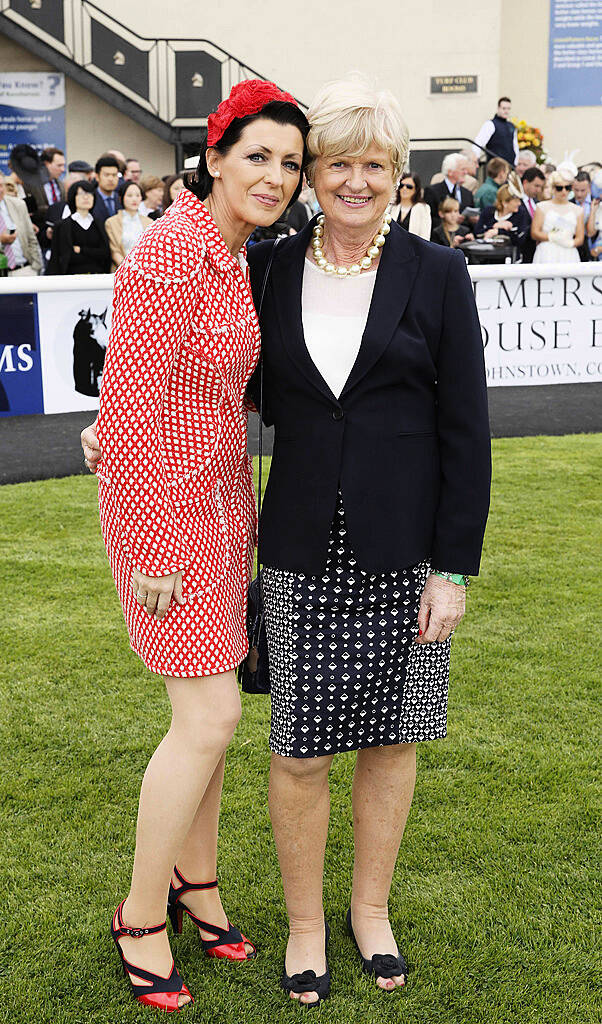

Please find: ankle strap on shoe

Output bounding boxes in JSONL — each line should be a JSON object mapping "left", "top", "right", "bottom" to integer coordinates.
{"left": 114, "top": 900, "right": 166, "bottom": 938}
{"left": 172, "top": 865, "right": 218, "bottom": 893}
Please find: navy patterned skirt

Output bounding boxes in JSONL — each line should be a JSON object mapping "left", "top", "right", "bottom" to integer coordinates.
{"left": 263, "top": 493, "right": 451, "bottom": 758}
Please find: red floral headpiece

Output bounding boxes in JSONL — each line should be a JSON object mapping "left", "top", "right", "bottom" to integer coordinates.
{"left": 207, "top": 79, "right": 298, "bottom": 147}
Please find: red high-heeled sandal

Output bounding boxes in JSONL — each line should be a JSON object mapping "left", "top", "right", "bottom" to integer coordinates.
{"left": 111, "top": 899, "right": 193, "bottom": 1011}
{"left": 167, "top": 866, "right": 256, "bottom": 961}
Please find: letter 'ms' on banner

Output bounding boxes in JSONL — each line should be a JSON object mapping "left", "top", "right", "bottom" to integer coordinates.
{"left": 0, "top": 293, "right": 44, "bottom": 416}
{"left": 547, "top": 0, "right": 602, "bottom": 107}
{"left": 473, "top": 271, "right": 602, "bottom": 386}
{"left": 0, "top": 72, "right": 66, "bottom": 174}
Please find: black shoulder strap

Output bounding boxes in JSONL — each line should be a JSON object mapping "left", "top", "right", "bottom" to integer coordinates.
{"left": 255, "top": 238, "right": 281, "bottom": 552}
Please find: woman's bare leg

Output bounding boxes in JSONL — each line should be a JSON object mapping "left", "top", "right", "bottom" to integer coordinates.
{"left": 350, "top": 742, "right": 416, "bottom": 990}
{"left": 116, "top": 670, "right": 241, "bottom": 1006}
{"left": 268, "top": 752, "right": 334, "bottom": 1004}
{"left": 171, "top": 754, "right": 255, "bottom": 954}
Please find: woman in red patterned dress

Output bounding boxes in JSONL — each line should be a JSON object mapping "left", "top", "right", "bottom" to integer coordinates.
{"left": 91, "top": 82, "right": 308, "bottom": 1011}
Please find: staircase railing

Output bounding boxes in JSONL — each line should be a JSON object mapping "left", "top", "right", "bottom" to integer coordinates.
{"left": 0, "top": 0, "right": 305, "bottom": 137}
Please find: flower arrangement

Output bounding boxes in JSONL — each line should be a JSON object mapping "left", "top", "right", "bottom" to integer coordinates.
{"left": 512, "top": 119, "right": 546, "bottom": 162}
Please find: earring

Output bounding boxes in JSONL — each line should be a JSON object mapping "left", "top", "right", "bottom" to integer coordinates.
{"left": 214, "top": 171, "right": 220, "bottom": 178}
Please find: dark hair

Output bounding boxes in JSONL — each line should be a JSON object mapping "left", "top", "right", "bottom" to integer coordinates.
{"left": 95, "top": 154, "right": 120, "bottom": 175}
{"left": 575, "top": 170, "right": 591, "bottom": 183}
{"left": 396, "top": 172, "right": 423, "bottom": 206}
{"left": 522, "top": 166, "right": 545, "bottom": 183}
{"left": 186, "top": 100, "right": 309, "bottom": 210}
{"left": 497, "top": 96, "right": 511, "bottom": 106}
{"left": 41, "top": 147, "right": 64, "bottom": 164}
{"left": 67, "top": 179, "right": 96, "bottom": 213}
{"left": 119, "top": 179, "right": 142, "bottom": 203}
{"left": 162, "top": 174, "right": 184, "bottom": 211}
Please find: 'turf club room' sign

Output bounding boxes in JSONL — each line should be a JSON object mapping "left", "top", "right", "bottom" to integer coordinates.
{"left": 430, "top": 75, "right": 478, "bottom": 95}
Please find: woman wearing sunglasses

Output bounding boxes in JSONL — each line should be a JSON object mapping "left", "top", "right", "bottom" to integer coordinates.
{"left": 531, "top": 170, "right": 584, "bottom": 263}
{"left": 389, "top": 172, "right": 431, "bottom": 239}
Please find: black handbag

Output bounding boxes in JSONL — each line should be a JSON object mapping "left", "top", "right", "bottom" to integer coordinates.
{"left": 238, "top": 239, "right": 281, "bottom": 695}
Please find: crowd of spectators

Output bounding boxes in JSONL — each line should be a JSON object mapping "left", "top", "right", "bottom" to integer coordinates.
{"left": 394, "top": 94, "right": 602, "bottom": 263}
{"left": 0, "top": 145, "right": 184, "bottom": 277}
{"left": 1, "top": 103, "right": 601, "bottom": 277}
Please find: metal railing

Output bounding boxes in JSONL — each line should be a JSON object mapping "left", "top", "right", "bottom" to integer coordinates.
{"left": 0, "top": 0, "right": 305, "bottom": 129}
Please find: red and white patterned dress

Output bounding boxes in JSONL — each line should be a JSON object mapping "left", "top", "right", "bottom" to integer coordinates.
{"left": 96, "top": 190, "right": 259, "bottom": 678}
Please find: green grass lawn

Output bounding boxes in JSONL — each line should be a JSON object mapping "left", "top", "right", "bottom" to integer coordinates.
{"left": 0, "top": 435, "right": 600, "bottom": 1024}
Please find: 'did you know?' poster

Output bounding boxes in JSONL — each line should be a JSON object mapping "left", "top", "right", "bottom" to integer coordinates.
{"left": 0, "top": 72, "right": 66, "bottom": 174}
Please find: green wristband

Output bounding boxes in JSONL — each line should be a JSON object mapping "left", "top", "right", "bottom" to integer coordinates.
{"left": 432, "top": 570, "right": 470, "bottom": 587}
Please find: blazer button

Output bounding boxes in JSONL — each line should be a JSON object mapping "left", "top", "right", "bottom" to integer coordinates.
{"left": 332, "top": 408, "right": 344, "bottom": 421}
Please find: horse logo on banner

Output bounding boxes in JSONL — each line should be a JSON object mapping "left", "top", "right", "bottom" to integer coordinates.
{"left": 73, "top": 307, "right": 108, "bottom": 397}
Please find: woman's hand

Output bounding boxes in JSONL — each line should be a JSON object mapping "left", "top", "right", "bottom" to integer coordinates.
{"left": 73, "top": 245, "right": 81, "bottom": 254}
{"left": 81, "top": 420, "right": 101, "bottom": 473}
{"left": 132, "top": 569, "right": 184, "bottom": 619}
{"left": 415, "top": 574, "right": 466, "bottom": 644}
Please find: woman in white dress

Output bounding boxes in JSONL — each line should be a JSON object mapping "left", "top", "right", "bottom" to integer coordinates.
{"left": 531, "top": 170, "right": 584, "bottom": 263}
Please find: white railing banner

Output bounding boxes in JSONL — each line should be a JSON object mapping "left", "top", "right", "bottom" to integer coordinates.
{"left": 0, "top": 264, "right": 601, "bottom": 416}
{"left": 472, "top": 263, "right": 602, "bottom": 387}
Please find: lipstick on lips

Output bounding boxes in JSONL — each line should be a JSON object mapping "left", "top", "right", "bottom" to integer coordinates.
{"left": 252, "top": 193, "right": 280, "bottom": 208}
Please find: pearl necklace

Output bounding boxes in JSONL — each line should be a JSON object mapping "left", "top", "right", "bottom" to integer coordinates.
{"left": 311, "top": 211, "right": 392, "bottom": 277}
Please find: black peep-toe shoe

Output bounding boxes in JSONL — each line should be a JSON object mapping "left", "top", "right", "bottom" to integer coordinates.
{"left": 281, "top": 921, "right": 331, "bottom": 1007}
{"left": 346, "top": 908, "right": 408, "bottom": 988}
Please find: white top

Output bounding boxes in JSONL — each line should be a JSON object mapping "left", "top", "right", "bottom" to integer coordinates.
{"left": 302, "top": 257, "right": 376, "bottom": 398}
{"left": 121, "top": 210, "right": 146, "bottom": 256}
{"left": 72, "top": 212, "right": 94, "bottom": 230}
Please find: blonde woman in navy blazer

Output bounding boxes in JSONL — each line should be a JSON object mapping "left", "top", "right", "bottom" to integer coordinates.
{"left": 246, "top": 75, "right": 490, "bottom": 1005}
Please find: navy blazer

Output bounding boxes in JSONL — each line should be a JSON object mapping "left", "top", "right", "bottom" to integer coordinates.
{"left": 476, "top": 204, "right": 527, "bottom": 246}
{"left": 247, "top": 218, "right": 491, "bottom": 577}
{"left": 92, "top": 189, "right": 121, "bottom": 225}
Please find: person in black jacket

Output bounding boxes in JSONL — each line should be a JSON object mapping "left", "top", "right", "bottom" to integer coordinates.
{"left": 424, "top": 153, "right": 474, "bottom": 228}
{"left": 476, "top": 183, "right": 527, "bottom": 253}
{"left": 245, "top": 78, "right": 490, "bottom": 1003}
{"left": 48, "top": 180, "right": 111, "bottom": 275}
{"left": 431, "top": 196, "right": 475, "bottom": 246}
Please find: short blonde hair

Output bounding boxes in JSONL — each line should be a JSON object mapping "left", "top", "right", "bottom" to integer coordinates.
{"left": 549, "top": 169, "right": 573, "bottom": 188}
{"left": 306, "top": 74, "right": 410, "bottom": 182}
